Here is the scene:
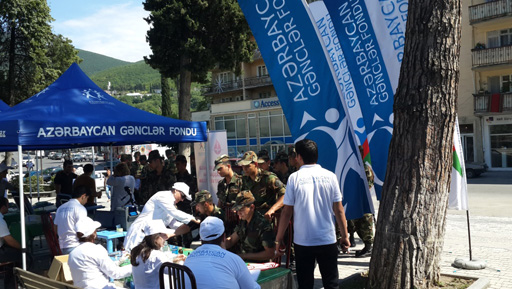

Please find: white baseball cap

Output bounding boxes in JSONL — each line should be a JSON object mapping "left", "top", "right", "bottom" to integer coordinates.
{"left": 200, "top": 216, "right": 225, "bottom": 241}
{"left": 0, "top": 163, "right": 13, "bottom": 173}
{"left": 143, "top": 220, "right": 174, "bottom": 236}
{"left": 172, "top": 182, "right": 191, "bottom": 201}
{"left": 75, "top": 217, "right": 101, "bottom": 238}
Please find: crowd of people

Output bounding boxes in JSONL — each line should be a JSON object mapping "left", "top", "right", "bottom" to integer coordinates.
{"left": 0, "top": 140, "right": 376, "bottom": 289}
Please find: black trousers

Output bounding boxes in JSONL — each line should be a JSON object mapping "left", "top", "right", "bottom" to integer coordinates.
{"left": 294, "top": 242, "right": 339, "bottom": 289}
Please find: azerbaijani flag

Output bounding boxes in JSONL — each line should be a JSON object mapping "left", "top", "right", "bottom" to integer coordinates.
{"left": 449, "top": 117, "right": 469, "bottom": 210}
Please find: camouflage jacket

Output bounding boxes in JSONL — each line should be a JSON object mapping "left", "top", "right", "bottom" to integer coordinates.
{"left": 234, "top": 210, "right": 275, "bottom": 255}
{"left": 217, "top": 173, "right": 243, "bottom": 209}
{"left": 365, "top": 164, "right": 374, "bottom": 189}
{"left": 275, "top": 170, "right": 290, "bottom": 185}
{"left": 164, "top": 159, "right": 178, "bottom": 175}
{"left": 241, "top": 169, "right": 286, "bottom": 213}
{"left": 139, "top": 166, "right": 176, "bottom": 205}
{"left": 130, "top": 162, "right": 144, "bottom": 178}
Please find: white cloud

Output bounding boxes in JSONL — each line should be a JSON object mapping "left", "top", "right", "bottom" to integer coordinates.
{"left": 53, "top": 3, "right": 151, "bottom": 62}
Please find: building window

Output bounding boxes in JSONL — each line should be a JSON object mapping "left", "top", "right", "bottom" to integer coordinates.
{"left": 257, "top": 65, "right": 268, "bottom": 77}
{"left": 219, "top": 72, "right": 231, "bottom": 83}
{"left": 259, "top": 91, "right": 271, "bottom": 99}
{"left": 502, "top": 75, "right": 512, "bottom": 93}
{"left": 487, "top": 29, "right": 512, "bottom": 48}
{"left": 259, "top": 111, "right": 270, "bottom": 137}
{"left": 248, "top": 113, "right": 257, "bottom": 138}
{"left": 490, "top": 124, "right": 512, "bottom": 168}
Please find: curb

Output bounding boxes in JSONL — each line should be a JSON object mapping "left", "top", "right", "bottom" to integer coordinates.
{"left": 441, "top": 273, "right": 490, "bottom": 289}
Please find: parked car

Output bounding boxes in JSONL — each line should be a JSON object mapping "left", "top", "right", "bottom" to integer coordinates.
{"left": 465, "top": 162, "right": 487, "bottom": 179}
{"left": 50, "top": 152, "right": 63, "bottom": 160}
{"left": 42, "top": 166, "right": 62, "bottom": 182}
{"left": 47, "top": 152, "right": 56, "bottom": 159}
{"left": 72, "top": 153, "right": 87, "bottom": 162}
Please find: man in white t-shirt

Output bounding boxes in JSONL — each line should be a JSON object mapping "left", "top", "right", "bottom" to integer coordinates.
{"left": 275, "top": 139, "right": 350, "bottom": 289}
{"left": 54, "top": 186, "right": 90, "bottom": 254}
{"left": 184, "top": 216, "right": 260, "bottom": 289}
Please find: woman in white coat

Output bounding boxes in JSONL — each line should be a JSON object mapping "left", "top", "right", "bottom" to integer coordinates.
{"left": 68, "top": 217, "right": 132, "bottom": 289}
{"left": 131, "top": 220, "right": 174, "bottom": 289}
{"left": 123, "top": 182, "right": 198, "bottom": 251}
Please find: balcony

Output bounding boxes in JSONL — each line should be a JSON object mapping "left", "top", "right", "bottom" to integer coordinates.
{"left": 201, "top": 75, "right": 273, "bottom": 95}
{"left": 472, "top": 45, "right": 512, "bottom": 68}
{"left": 474, "top": 92, "right": 512, "bottom": 113}
{"left": 469, "top": 0, "right": 512, "bottom": 25}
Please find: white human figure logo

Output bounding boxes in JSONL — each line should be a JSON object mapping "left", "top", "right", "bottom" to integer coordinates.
{"left": 296, "top": 108, "right": 368, "bottom": 190}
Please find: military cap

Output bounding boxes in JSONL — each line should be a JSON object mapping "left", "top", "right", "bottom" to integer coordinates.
{"left": 232, "top": 190, "right": 256, "bottom": 211}
{"left": 191, "top": 190, "right": 213, "bottom": 206}
{"left": 213, "top": 154, "right": 230, "bottom": 171}
{"left": 148, "top": 150, "right": 163, "bottom": 162}
{"left": 237, "top": 151, "right": 258, "bottom": 166}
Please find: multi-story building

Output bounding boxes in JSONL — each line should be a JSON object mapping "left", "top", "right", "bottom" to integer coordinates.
{"left": 197, "top": 51, "right": 292, "bottom": 158}
{"left": 196, "top": 2, "right": 512, "bottom": 169}
{"left": 461, "top": 0, "right": 512, "bottom": 169}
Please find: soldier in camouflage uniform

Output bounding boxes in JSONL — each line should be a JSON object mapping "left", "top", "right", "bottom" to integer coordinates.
{"left": 164, "top": 149, "right": 177, "bottom": 173}
{"left": 257, "top": 150, "right": 272, "bottom": 172}
{"left": 191, "top": 190, "right": 225, "bottom": 221}
{"left": 347, "top": 146, "right": 375, "bottom": 258}
{"left": 273, "top": 151, "right": 291, "bottom": 185}
{"left": 238, "top": 151, "right": 286, "bottom": 220}
{"left": 214, "top": 155, "right": 243, "bottom": 209}
{"left": 130, "top": 152, "right": 144, "bottom": 178}
{"left": 138, "top": 150, "right": 176, "bottom": 206}
{"left": 225, "top": 191, "right": 275, "bottom": 262}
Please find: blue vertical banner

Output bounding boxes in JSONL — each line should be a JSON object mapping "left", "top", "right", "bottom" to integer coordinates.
{"left": 324, "top": 0, "right": 407, "bottom": 199}
{"left": 237, "top": 0, "right": 374, "bottom": 219}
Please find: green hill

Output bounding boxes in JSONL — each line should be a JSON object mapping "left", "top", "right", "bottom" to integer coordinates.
{"left": 77, "top": 49, "right": 132, "bottom": 75}
{"left": 90, "top": 60, "right": 163, "bottom": 92}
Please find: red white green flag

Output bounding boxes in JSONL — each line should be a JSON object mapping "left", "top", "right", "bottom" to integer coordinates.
{"left": 449, "top": 117, "right": 469, "bottom": 210}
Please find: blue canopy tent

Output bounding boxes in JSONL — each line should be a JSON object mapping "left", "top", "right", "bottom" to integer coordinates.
{"left": 0, "top": 99, "right": 9, "bottom": 112}
{"left": 0, "top": 63, "right": 207, "bottom": 268}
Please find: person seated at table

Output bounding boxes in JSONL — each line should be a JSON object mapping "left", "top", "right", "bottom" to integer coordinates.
{"left": 174, "top": 190, "right": 225, "bottom": 237}
{"left": 131, "top": 219, "right": 174, "bottom": 289}
{"left": 124, "top": 182, "right": 199, "bottom": 252}
{"left": 0, "top": 197, "right": 21, "bottom": 264}
{"left": 54, "top": 185, "right": 90, "bottom": 254}
{"left": 69, "top": 217, "right": 132, "bottom": 289}
{"left": 73, "top": 164, "right": 102, "bottom": 207}
{"left": 225, "top": 191, "right": 275, "bottom": 262}
{"left": 106, "top": 163, "right": 136, "bottom": 211}
{"left": 184, "top": 216, "right": 260, "bottom": 289}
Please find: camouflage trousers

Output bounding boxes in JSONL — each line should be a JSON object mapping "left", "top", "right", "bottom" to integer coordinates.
{"left": 347, "top": 213, "right": 374, "bottom": 245}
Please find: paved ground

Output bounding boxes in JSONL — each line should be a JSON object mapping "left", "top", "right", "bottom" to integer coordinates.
{"left": 311, "top": 171, "right": 512, "bottom": 288}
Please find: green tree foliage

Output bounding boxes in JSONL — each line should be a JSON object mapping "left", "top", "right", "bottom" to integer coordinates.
{"left": 0, "top": 0, "right": 80, "bottom": 105}
{"left": 90, "top": 60, "right": 162, "bottom": 92}
{"left": 143, "top": 0, "right": 254, "bottom": 120}
{"left": 78, "top": 49, "right": 132, "bottom": 75}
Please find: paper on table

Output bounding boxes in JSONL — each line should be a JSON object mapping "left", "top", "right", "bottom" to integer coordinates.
{"left": 249, "top": 269, "right": 261, "bottom": 281}
{"left": 246, "top": 262, "right": 279, "bottom": 271}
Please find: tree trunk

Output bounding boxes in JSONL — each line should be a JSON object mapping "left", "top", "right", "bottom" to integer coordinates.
{"left": 8, "top": 22, "right": 16, "bottom": 106}
{"left": 161, "top": 74, "right": 172, "bottom": 117}
{"left": 368, "top": 0, "right": 461, "bottom": 288}
{"left": 178, "top": 55, "right": 192, "bottom": 158}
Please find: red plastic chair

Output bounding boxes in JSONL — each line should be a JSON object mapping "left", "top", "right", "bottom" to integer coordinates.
{"left": 40, "top": 212, "right": 62, "bottom": 257}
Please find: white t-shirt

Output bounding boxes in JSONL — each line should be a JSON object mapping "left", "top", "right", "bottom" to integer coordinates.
{"left": 184, "top": 244, "right": 260, "bottom": 289}
{"left": 132, "top": 250, "right": 172, "bottom": 289}
{"left": 283, "top": 164, "right": 342, "bottom": 246}
{"left": 54, "top": 198, "right": 87, "bottom": 249}
{"left": 0, "top": 214, "right": 11, "bottom": 248}
{"left": 68, "top": 242, "right": 132, "bottom": 289}
{"left": 124, "top": 191, "right": 195, "bottom": 251}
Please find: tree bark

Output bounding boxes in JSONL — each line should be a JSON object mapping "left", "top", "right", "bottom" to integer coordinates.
{"left": 178, "top": 55, "right": 192, "bottom": 158}
{"left": 161, "top": 74, "right": 172, "bottom": 117}
{"left": 368, "top": 0, "right": 461, "bottom": 288}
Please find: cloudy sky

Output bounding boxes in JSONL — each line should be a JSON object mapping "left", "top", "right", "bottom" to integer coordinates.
{"left": 48, "top": 0, "right": 152, "bottom": 62}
